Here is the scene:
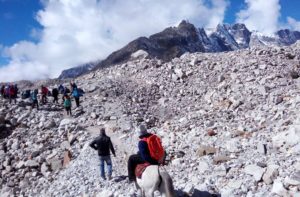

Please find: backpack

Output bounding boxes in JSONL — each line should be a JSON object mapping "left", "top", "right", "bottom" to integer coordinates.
{"left": 72, "top": 88, "right": 79, "bottom": 97}
{"left": 64, "top": 99, "right": 71, "bottom": 107}
{"left": 142, "top": 134, "right": 165, "bottom": 163}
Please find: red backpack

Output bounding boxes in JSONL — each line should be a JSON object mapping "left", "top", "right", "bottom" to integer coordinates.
{"left": 142, "top": 134, "right": 165, "bottom": 163}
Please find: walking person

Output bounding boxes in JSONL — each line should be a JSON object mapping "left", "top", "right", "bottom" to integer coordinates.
{"left": 90, "top": 128, "right": 116, "bottom": 180}
{"left": 63, "top": 95, "right": 72, "bottom": 116}
{"left": 52, "top": 87, "right": 59, "bottom": 104}
{"left": 31, "top": 89, "right": 39, "bottom": 110}
{"left": 72, "top": 87, "right": 81, "bottom": 107}
{"left": 9, "top": 84, "right": 17, "bottom": 104}
{"left": 41, "top": 85, "right": 49, "bottom": 104}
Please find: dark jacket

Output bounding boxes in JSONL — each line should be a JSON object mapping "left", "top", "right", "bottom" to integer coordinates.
{"left": 52, "top": 88, "right": 59, "bottom": 97}
{"left": 138, "top": 133, "right": 158, "bottom": 165}
{"left": 90, "top": 134, "right": 116, "bottom": 156}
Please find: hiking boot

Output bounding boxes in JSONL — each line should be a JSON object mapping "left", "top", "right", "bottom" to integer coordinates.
{"left": 108, "top": 175, "right": 112, "bottom": 180}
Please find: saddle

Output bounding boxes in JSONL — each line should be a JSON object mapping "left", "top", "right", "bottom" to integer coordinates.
{"left": 135, "top": 163, "right": 151, "bottom": 179}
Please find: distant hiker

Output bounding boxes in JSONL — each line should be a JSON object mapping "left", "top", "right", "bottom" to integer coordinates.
{"left": 63, "top": 95, "right": 72, "bottom": 116}
{"left": 4, "top": 85, "right": 9, "bottom": 99}
{"left": 41, "top": 85, "right": 49, "bottom": 104}
{"left": 31, "top": 89, "right": 39, "bottom": 110}
{"left": 90, "top": 128, "right": 116, "bottom": 180}
{"left": 127, "top": 124, "right": 165, "bottom": 183}
{"left": 0, "top": 85, "right": 4, "bottom": 97}
{"left": 9, "top": 84, "right": 17, "bottom": 104}
{"left": 52, "top": 87, "right": 59, "bottom": 104}
{"left": 58, "top": 84, "right": 65, "bottom": 94}
{"left": 70, "top": 82, "right": 77, "bottom": 93}
{"left": 72, "top": 87, "right": 81, "bottom": 107}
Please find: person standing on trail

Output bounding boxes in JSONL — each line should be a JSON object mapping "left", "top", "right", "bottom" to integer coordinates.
{"left": 127, "top": 124, "right": 165, "bottom": 183}
{"left": 41, "top": 85, "right": 49, "bottom": 104}
{"left": 31, "top": 89, "right": 39, "bottom": 110}
{"left": 90, "top": 128, "right": 116, "bottom": 181}
{"left": 63, "top": 95, "right": 72, "bottom": 116}
{"left": 52, "top": 87, "right": 59, "bottom": 104}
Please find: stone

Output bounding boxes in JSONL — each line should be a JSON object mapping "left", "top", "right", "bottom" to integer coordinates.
{"left": 207, "top": 129, "right": 217, "bottom": 136}
{"left": 25, "top": 160, "right": 39, "bottom": 168}
{"left": 90, "top": 112, "right": 97, "bottom": 119}
{"left": 44, "top": 119, "right": 56, "bottom": 129}
{"left": 257, "top": 143, "right": 267, "bottom": 155}
{"left": 213, "top": 155, "right": 231, "bottom": 164}
{"left": 41, "top": 162, "right": 49, "bottom": 176}
{"left": 49, "top": 158, "right": 62, "bottom": 171}
{"left": 63, "top": 150, "right": 72, "bottom": 167}
{"left": 213, "top": 164, "right": 227, "bottom": 176}
{"left": 262, "top": 165, "right": 279, "bottom": 184}
{"left": 271, "top": 179, "right": 288, "bottom": 196}
{"left": 290, "top": 70, "right": 299, "bottom": 79}
{"left": 284, "top": 171, "right": 300, "bottom": 186}
{"left": 16, "top": 161, "right": 25, "bottom": 169}
{"left": 60, "top": 141, "right": 71, "bottom": 150}
{"left": 244, "top": 165, "right": 265, "bottom": 181}
{"left": 198, "top": 161, "right": 209, "bottom": 173}
{"left": 196, "top": 145, "right": 217, "bottom": 157}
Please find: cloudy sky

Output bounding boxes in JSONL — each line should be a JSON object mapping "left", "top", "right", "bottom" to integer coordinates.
{"left": 0, "top": 0, "right": 300, "bottom": 82}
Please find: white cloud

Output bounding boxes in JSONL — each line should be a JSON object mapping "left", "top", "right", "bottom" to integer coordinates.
{"left": 236, "top": 0, "right": 281, "bottom": 35}
{"left": 0, "top": 0, "right": 228, "bottom": 82}
{"left": 287, "top": 17, "right": 300, "bottom": 31}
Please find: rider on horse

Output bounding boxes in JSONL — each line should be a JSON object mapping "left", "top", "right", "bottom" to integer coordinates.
{"left": 127, "top": 124, "right": 161, "bottom": 183}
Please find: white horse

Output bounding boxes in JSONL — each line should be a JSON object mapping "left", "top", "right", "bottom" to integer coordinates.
{"left": 136, "top": 165, "right": 176, "bottom": 197}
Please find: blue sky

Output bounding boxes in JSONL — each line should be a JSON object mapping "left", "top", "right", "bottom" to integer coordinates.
{"left": 0, "top": 0, "right": 300, "bottom": 82}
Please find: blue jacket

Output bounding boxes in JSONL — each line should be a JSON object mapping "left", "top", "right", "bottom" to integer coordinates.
{"left": 138, "top": 133, "right": 158, "bottom": 165}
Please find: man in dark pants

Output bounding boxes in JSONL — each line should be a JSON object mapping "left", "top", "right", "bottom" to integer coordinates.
{"left": 127, "top": 125, "right": 158, "bottom": 182}
{"left": 90, "top": 128, "right": 116, "bottom": 180}
{"left": 52, "top": 88, "right": 59, "bottom": 104}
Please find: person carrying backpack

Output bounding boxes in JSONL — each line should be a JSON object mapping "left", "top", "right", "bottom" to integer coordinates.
{"left": 9, "top": 84, "right": 16, "bottom": 104}
{"left": 90, "top": 128, "right": 116, "bottom": 180}
{"left": 52, "top": 88, "right": 59, "bottom": 104}
{"left": 31, "top": 89, "right": 39, "bottom": 110}
{"left": 63, "top": 95, "right": 72, "bottom": 116}
{"left": 72, "top": 87, "right": 80, "bottom": 107}
{"left": 127, "top": 124, "right": 165, "bottom": 183}
{"left": 41, "top": 85, "right": 48, "bottom": 104}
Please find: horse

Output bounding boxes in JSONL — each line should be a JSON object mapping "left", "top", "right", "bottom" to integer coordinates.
{"left": 136, "top": 165, "right": 176, "bottom": 197}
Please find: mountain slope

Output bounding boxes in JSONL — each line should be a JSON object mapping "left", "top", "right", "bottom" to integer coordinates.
{"left": 59, "top": 21, "right": 300, "bottom": 78}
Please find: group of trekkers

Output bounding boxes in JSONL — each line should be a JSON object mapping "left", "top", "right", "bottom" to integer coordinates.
{"left": 90, "top": 124, "right": 165, "bottom": 183}
{"left": 0, "top": 84, "right": 18, "bottom": 104}
{"left": 0, "top": 82, "right": 84, "bottom": 116}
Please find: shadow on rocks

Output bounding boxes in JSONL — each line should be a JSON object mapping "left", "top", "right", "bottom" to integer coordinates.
{"left": 176, "top": 189, "right": 221, "bottom": 197}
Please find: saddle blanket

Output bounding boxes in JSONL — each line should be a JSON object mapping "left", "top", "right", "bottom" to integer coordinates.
{"left": 135, "top": 163, "right": 151, "bottom": 179}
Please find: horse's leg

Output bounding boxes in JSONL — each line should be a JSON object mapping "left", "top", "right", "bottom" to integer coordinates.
{"left": 159, "top": 171, "right": 176, "bottom": 197}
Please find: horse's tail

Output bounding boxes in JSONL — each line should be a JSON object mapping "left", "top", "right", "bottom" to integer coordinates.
{"left": 159, "top": 167, "right": 176, "bottom": 197}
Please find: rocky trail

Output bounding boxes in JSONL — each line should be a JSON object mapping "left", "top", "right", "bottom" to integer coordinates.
{"left": 2, "top": 42, "right": 300, "bottom": 196}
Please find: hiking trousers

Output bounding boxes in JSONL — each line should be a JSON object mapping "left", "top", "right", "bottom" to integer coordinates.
{"left": 128, "top": 154, "right": 145, "bottom": 181}
{"left": 100, "top": 155, "right": 112, "bottom": 180}
{"left": 74, "top": 97, "right": 80, "bottom": 107}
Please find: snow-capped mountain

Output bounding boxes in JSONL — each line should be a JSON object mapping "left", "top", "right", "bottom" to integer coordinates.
{"left": 59, "top": 21, "right": 300, "bottom": 78}
{"left": 58, "top": 62, "right": 98, "bottom": 79}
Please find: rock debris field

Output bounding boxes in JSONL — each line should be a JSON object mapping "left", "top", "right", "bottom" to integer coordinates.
{"left": 2, "top": 42, "right": 300, "bottom": 196}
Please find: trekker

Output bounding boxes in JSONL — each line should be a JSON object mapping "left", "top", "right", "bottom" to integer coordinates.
{"left": 72, "top": 87, "right": 81, "bottom": 107}
{"left": 70, "top": 82, "right": 77, "bottom": 93}
{"left": 90, "top": 128, "right": 116, "bottom": 180}
{"left": 127, "top": 125, "right": 164, "bottom": 183}
{"left": 1, "top": 85, "right": 5, "bottom": 97}
{"left": 41, "top": 86, "right": 49, "bottom": 104}
{"left": 9, "top": 84, "right": 16, "bottom": 104}
{"left": 31, "top": 89, "right": 39, "bottom": 110}
{"left": 52, "top": 88, "right": 59, "bottom": 104}
{"left": 63, "top": 95, "right": 72, "bottom": 116}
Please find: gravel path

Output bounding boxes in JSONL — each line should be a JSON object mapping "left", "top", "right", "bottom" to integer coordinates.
{"left": 42, "top": 126, "right": 139, "bottom": 197}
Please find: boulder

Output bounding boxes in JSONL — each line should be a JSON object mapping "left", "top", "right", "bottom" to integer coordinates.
{"left": 63, "top": 150, "right": 72, "bottom": 167}
{"left": 271, "top": 179, "right": 288, "bottom": 196}
{"left": 263, "top": 165, "right": 279, "bottom": 184}
{"left": 196, "top": 145, "right": 217, "bottom": 157}
{"left": 244, "top": 164, "right": 265, "bottom": 181}
{"left": 25, "top": 160, "right": 39, "bottom": 168}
